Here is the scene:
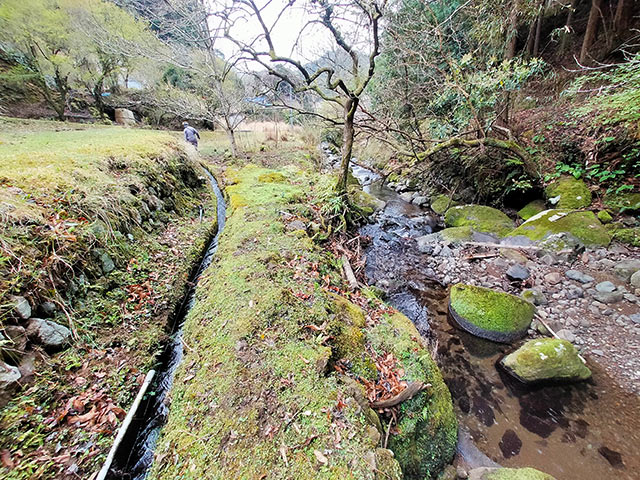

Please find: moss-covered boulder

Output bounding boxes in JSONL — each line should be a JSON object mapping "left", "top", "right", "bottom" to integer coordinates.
{"left": 501, "top": 338, "right": 591, "bottom": 384}
{"left": 431, "top": 194, "right": 459, "bottom": 215}
{"left": 350, "top": 187, "right": 386, "bottom": 215}
{"left": 507, "top": 209, "right": 610, "bottom": 247}
{"left": 444, "top": 205, "right": 515, "bottom": 237}
{"left": 369, "top": 312, "right": 458, "bottom": 479}
{"left": 597, "top": 210, "right": 613, "bottom": 223}
{"left": 603, "top": 191, "right": 640, "bottom": 213}
{"left": 449, "top": 284, "right": 535, "bottom": 343}
{"left": 545, "top": 176, "right": 591, "bottom": 209}
{"left": 469, "top": 467, "right": 556, "bottom": 480}
{"left": 611, "top": 226, "right": 640, "bottom": 247}
{"left": 518, "top": 200, "right": 546, "bottom": 220}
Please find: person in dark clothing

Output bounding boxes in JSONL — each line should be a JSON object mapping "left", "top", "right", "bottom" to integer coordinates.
{"left": 183, "top": 121, "right": 200, "bottom": 149}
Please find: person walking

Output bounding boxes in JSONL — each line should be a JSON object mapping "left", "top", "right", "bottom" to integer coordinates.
{"left": 183, "top": 121, "right": 200, "bottom": 149}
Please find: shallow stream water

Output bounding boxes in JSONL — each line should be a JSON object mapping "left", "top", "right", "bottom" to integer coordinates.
{"left": 352, "top": 165, "right": 640, "bottom": 479}
{"left": 108, "top": 169, "right": 227, "bottom": 480}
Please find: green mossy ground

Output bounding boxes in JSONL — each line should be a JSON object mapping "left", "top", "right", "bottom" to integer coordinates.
{"left": 507, "top": 210, "right": 610, "bottom": 247}
{"left": 449, "top": 284, "right": 535, "bottom": 341}
{"left": 597, "top": 210, "right": 613, "bottom": 223}
{"left": 431, "top": 195, "right": 458, "bottom": 215}
{"left": 482, "top": 467, "right": 556, "bottom": 480}
{"left": 444, "top": 205, "right": 514, "bottom": 237}
{"left": 369, "top": 313, "right": 458, "bottom": 479}
{"left": 544, "top": 176, "right": 591, "bottom": 209}
{"left": 517, "top": 200, "right": 546, "bottom": 220}
{"left": 610, "top": 226, "right": 640, "bottom": 247}
{"left": 501, "top": 338, "right": 591, "bottom": 383}
{"left": 603, "top": 191, "right": 640, "bottom": 212}
{"left": 0, "top": 118, "right": 216, "bottom": 479}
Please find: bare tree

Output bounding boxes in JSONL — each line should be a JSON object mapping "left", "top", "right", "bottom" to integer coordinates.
{"left": 218, "top": 0, "right": 385, "bottom": 197}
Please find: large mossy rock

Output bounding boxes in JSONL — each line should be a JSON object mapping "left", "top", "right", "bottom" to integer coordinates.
{"left": 469, "top": 467, "right": 556, "bottom": 480}
{"left": 501, "top": 338, "right": 591, "bottom": 384}
{"left": 444, "top": 205, "right": 515, "bottom": 237}
{"left": 368, "top": 311, "right": 458, "bottom": 479}
{"left": 545, "top": 176, "right": 591, "bottom": 209}
{"left": 517, "top": 200, "right": 546, "bottom": 220}
{"left": 431, "top": 194, "right": 459, "bottom": 215}
{"left": 507, "top": 209, "right": 610, "bottom": 247}
{"left": 603, "top": 191, "right": 640, "bottom": 212}
{"left": 449, "top": 284, "right": 535, "bottom": 343}
{"left": 611, "top": 226, "right": 640, "bottom": 247}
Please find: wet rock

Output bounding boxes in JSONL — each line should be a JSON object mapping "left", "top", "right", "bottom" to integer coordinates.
{"left": 506, "top": 264, "right": 529, "bottom": 281}
{"left": 468, "top": 467, "right": 556, "bottom": 480}
{"left": 440, "top": 245, "right": 454, "bottom": 257}
{"left": 593, "top": 290, "right": 624, "bottom": 304}
{"left": 501, "top": 338, "right": 591, "bottom": 383}
{"left": 630, "top": 271, "right": 640, "bottom": 288}
{"left": 595, "top": 281, "right": 616, "bottom": 293}
{"left": 556, "top": 329, "right": 576, "bottom": 343}
{"left": 544, "top": 272, "right": 562, "bottom": 285}
{"left": 38, "top": 301, "right": 57, "bottom": 317}
{"left": 614, "top": 259, "right": 640, "bottom": 282}
{"left": 26, "top": 319, "right": 71, "bottom": 351}
{"left": 539, "top": 253, "right": 557, "bottom": 266}
{"left": 400, "top": 192, "right": 414, "bottom": 203}
{"left": 565, "top": 270, "right": 594, "bottom": 284}
{"left": 416, "top": 233, "right": 441, "bottom": 253}
{"left": 521, "top": 288, "right": 547, "bottom": 306}
{"left": 449, "top": 284, "right": 535, "bottom": 343}
{"left": 545, "top": 176, "right": 591, "bottom": 209}
{"left": 444, "top": 205, "right": 515, "bottom": 237}
{"left": 0, "top": 361, "right": 21, "bottom": 403}
{"left": 457, "top": 466, "right": 469, "bottom": 479}
{"left": 498, "top": 429, "right": 522, "bottom": 458}
{"left": 11, "top": 296, "right": 31, "bottom": 320}
{"left": 412, "top": 195, "right": 429, "bottom": 206}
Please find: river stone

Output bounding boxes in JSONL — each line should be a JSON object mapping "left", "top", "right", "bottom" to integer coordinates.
{"left": 506, "top": 264, "right": 530, "bottom": 281}
{"left": 499, "top": 249, "right": 528, "bottom": 264}
{"left": 613, "top": 259, "right": 640, "bottom": 282}
{"left": 544, "top": 272, "right": 562, "bottom": 285}
{"left": 521, "top": 288, "right": 547, "bottom": 306}
{"left": 400, "top": 192, "right": 414, "bottom": 203}
{"left": 444, "top": 205, "right": 515, "bottom": 237}
{"left": 507, "top": 210, "right": 610, "bottom": 248}
{"left": 517, "top": 200, "right": 546, "bottom": 220}
{"left": 11, "top": 296, "right": 31, "bottom": 320}
{"left": 501, "top": 338, "right": 591, "bottom": 384}
{"left": 595, "top": 281, "right": 616, "bottom": 293}
{"left": 556, "top": 329, "right": 576, "bottom": 343}
{"left": 449, "top": 284, "right": 535, "bottom": 343}
{"left": 565, "top": 270, "right": 594, "bottom": 284}
{"left": 593, "top": 290, "right": 624, "bottom": 304}
{"left": 631, "top": 271, "right": 640, "bottom": 288}
{"left": 468, "top": 467, "right": 556, "bottom": 480}
{"left": 0, "top": 361, "right": 21, "bottom": 403}
{"left": 545, "top": 176, "right": 592, "bottom": 209}
{"left": 412, "top": 195, "right": 429, "bottom": 206}
{"left": 26, "top": 319, "right": 71, "bottom": 351}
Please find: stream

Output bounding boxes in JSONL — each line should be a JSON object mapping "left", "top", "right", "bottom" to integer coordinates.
{"left": 107, "top": 168, "right": 227, "bottom": 480}
{"left": 351, "top": 164, "right": 640, "bottom": 479}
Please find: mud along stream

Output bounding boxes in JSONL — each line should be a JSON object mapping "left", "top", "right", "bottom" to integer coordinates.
{"left": 351, "top": 165, "right": 640, "bottom": 479}
{"left": 106, "top": 168, "right": 227, "bottom": 480}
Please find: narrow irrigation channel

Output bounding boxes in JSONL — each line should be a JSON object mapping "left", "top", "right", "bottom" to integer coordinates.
{"left": 106, "top": 168, "right": 227, "bottom": 480}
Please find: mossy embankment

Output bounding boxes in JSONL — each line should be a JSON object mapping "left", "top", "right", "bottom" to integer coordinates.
{"left": 150, "top": 163, "right": 457, "bottom": 479}
{"left": 0, "top": 118, "right": 217, "bottom": 479}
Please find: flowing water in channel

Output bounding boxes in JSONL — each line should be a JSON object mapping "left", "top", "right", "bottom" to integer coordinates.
{"left": 352, "top": 165, "right": 640, "bottom": 479}
{"left": 108, "top": 169, "right": 227, "bottom": 480}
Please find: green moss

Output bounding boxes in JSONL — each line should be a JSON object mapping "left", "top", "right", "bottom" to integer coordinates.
{"left": 518, "top": 200, "right": 546, "bottom": 220}
{"left": 597, "top": 210, "right": 613, "bottom": 223}
{"left": 444, "top": 205, "right": 514, "bottom": 237}
{"left": 507, "top": 209, "right": 610, "bottom": 247}
{"left": 349, "top": 187, "right": 385, "bottom": 215}
{"left": 258, "top": 171, "right": 287, "bottom": 183}
{"left": 545, "top": 176, "right": 591, "bottom": 209}
{"left": 368, "top": 312, "right": 457, "bottom": 479}
{"left": 431, "top": 195, "right": 458, "bottom": 215}
{"left": 440, "top": 226, "right": 474, "bottom": 243}
{"left": 484, "top": 467, "right": 556, "bottom": 480}
{"left": 603, "top": 191, "right": 640, "bottom": 212}
{"left": 501, "top": 338, "right": 591, "bottom": 383}
{"left": 449, "top": 284, "right": 535, "bottom": 342}
{"left": 611, "top": 226, "right": 640, "bottom": 247}
{"left": 375, "top": 449, "right": 403, "bottom": 480}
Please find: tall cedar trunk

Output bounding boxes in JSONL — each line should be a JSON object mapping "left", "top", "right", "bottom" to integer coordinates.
{"left": 525, "top": 21, "right": 536, "bottom": 56}
{"left": 505, "top": 5, "right": 518, "bottom": 59}
{"left": 580, "top": 0, "right": 603, "bottom": 64}
{"left": 614, "top": 0, "right": 631, "bottom": 33}
{"left": 560, "top": 0, "right": 580, "bottom": 52}
{"left": 533, "top": 13, "right": 543, "bottom": 56}
{"left": 226, "top": 128, "right": 238, "bottom": 157}
{"left": 336, "top": 97, "right": 358, "bottom": 196}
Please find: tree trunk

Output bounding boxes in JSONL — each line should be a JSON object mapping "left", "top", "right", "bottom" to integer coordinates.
{"left": 560, "top": 0, "right": 579, "bottom": 52}
{"left": 613, "top": 0, "right": 631, "bottom": 33}
{"left": 336, "top": 97, "right": 358, "bottom": 197}
{"left": 505, "top": 5, "right": 518, "bottom": 59}
{"left": 580, "top": 0, "right": 603, "bottom": 64}
{"left": 533, "top": 13, "right": 543, "bottom": 56}
{"left": 525, "top": 20, "right": 536, "bottom": 57}
{"left": 226, "top": 128, "right": 239, "bottom": 157}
